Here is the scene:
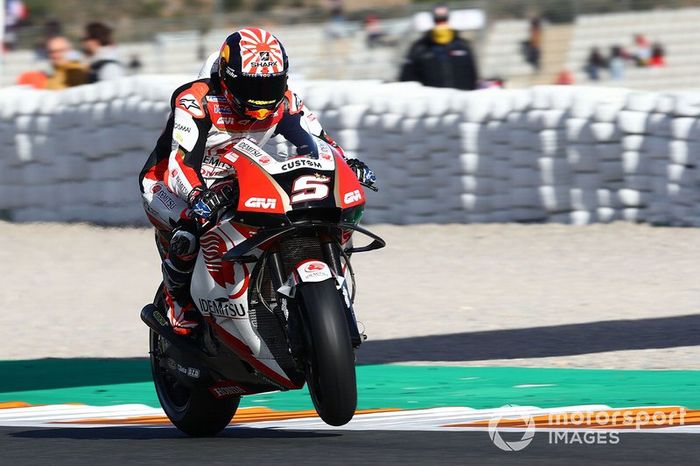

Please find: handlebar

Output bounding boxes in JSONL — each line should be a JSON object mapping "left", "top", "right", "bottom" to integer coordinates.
{"left": 222, "top": 220, "right": 386, "bottom": 262}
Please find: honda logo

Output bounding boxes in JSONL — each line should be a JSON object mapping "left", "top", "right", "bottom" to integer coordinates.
{"left": 305, "top": 262, "right": 326, "bottom": 272}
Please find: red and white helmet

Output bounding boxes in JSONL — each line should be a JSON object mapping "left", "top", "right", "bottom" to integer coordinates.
{"left": 218, "top": 28, "right": 289, "bottom": 121}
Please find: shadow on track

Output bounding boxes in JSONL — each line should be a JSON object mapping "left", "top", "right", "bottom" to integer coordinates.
{"left": 10, "top": 426, "right": 339, "bottom": 440}
{"left": 358, "top": 314, "right": 700, "bottom": 364}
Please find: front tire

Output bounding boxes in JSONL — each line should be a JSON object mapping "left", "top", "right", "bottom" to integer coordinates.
{"left": 297, "top": 279, "right": 357, "bottom": 426}
{"left": 149, "top": 329, "right": 239, "bottom": 437}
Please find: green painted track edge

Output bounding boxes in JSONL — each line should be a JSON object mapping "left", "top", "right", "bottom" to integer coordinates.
{"left": 1, "top": 359, "right": 699, "bottom": 411}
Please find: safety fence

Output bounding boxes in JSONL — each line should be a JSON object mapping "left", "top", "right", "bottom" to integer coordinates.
{"left": 0, "top": 76, "right": 699, "bottom": 226}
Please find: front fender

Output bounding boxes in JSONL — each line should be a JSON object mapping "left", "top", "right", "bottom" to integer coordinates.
{"left": 278, "top": 259, "right": 362, "bottom": 348}
{"left": 278, "top": 260, "right": 336, "bottom": 298}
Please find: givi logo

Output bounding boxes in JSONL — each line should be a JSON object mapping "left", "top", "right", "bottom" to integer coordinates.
{"left": 344, "top": 189, "right": 362, "bottom": 204}
{"left": 244, "top": 197, "right": 277, "bottom": 209}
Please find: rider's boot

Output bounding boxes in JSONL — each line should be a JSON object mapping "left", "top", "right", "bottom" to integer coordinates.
{"left": 162, "top": 222, "right": 201, "bottom": 336}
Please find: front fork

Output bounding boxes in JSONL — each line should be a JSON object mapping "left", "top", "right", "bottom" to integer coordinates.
{"left": 267, "top": 238, "right": 363, "bottom": 350}
{"left": 320, "top": 239, "right": 363, "bottom": 347}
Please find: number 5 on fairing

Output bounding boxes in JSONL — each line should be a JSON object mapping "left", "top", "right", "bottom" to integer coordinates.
{"left": 290, "top": 175, "right": 331, "bottom": 204}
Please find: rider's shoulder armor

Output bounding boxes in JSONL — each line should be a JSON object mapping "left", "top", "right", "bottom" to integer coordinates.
{"left": 171, "top": 79, "right": 213, "bottom": 121}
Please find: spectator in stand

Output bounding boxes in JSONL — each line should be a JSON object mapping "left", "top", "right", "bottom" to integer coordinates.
{"left": 17, "top": 36, "right": 88, "bottom": 90}
{"left": 633, "top": 33, "right": 652, "bottom": 67}
{"left": 326, "top": 0, "right": 345, "bottom": 39}
{"left": 585, "top": 47, "right": 607, "bottom": 81}
{"left": 478, "top": 77, "right": 505, "bottom": 89}
{"left": 329, "top": 0, "right": 343, "bottom": 18}
{"left": 16, "top": 71, "right": 47, "bottom": 89}
{"left": 128, "top": 54, "right": 143, "bottom": 74}
{"left": 399, "top": 4, "right": 478, "bottom": 91}
{"left": 525, "top": 16, "right": 542, "bottom": 71}
{"left": 4, "top": 0, "right": 28, "bottom": 51}
{"left": 649, "top": 43, "right": 666, "bottom": 67}
{"left": 364, "top": 14, "right": 386, "bottom": 48}
{"left": 80, "top": 22, "right": 124, "bottom": 82}
{"left": 44, "top": 36, "right": 89, "bottom": 89}
{"left": 554, "top": 69, "right": 574, "bottom": 85}
{"left": 34, "top": 20, "right": 65, "bottom": 60}
{"left": 609, "top": 45, "right": 625, "bottom": 80}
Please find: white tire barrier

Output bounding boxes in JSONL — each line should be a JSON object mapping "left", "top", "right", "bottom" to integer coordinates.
{"left": 1, "top": 80, "right": 699, "bottom": 226}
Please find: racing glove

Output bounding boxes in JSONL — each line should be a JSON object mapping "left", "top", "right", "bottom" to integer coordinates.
{"left": 188, "top": 185, "right": 236, "bottom": 220}
{"left": 346, "top": 158, "right": 377, "bottom": 187}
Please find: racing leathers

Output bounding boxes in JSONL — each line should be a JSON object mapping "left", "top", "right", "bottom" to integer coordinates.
{"left": 139, "top": 78, "right": 374, "bottom": 335}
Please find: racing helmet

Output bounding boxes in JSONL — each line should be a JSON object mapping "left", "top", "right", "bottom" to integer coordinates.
{"left": 217, "top": 28, "right": 289, "bottom": 121}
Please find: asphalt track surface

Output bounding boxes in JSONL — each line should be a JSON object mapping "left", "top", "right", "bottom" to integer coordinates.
{"left": 1, "top": 426, "right": 699, "bottom": 465}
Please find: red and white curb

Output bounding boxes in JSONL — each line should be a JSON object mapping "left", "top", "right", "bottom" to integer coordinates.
{"left": 1, "top": 403, "right": 699, "bottom": 432}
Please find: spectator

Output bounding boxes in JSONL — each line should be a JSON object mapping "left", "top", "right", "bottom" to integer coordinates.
{"left": 524, "top": 17, "right": 542, "bottom": 71}
{"left": 609, "top": 45, "right": 625, "bottom": 80}
{"left": 478, "top": 77, "right": 505, "bottom": 89}
{"left": 633, "top": 33, "right": 652, "bottom": 67}
{"left": 649, "top": 43, "right": 666, "bottom": 67}
{"left": 43, "top": 19, "right": 62, "bottom": 39}
{"left": 364, "top": 14, "right": 386, "bottom": 48}
{"left": 128, "top": 54, "right": 143, "bottom": 74}
{"left": 585, "top": 47, "right": 607, "bottom": 81}
{"left": 35, "top": 20, "right": 65, "bottom": 60}
{"left": 16, "top": 71, "right": 48, "bottom": 89}
{"left": 80, "top": 22, "right": 124, "bottom": 82}
{"left": 554, "top": 69, "right": 574, "bottom": 85}
{"left": 399, "top": 4, "right": 478, "bottom": 91}
{"left": 44, "top": 36, "right": 88, "bottom": 90}
{"left": 329, "top": 0, "right": 343, "bottom": 20}
{"left": 4, "top": 0, "right": 28, "bottom": 51}
{"left": 326, "top": 0, "right": 345, "bottom": 39}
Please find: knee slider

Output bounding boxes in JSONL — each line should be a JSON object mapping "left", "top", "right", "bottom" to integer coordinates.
{"left": 170, "top": 228, "right": 198, "bottom": 259}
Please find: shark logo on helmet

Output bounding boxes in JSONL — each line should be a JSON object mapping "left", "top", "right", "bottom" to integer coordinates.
{"left": 238, "top": 28, "right": 284, "bottom": 76}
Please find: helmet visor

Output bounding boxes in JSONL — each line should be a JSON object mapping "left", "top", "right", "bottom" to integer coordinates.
{"left": 227, "top": 73, "right": 287, "bottom": 110}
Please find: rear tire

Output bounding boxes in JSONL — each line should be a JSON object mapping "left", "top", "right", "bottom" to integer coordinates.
{"left": 297, "top": 279, "right": 357, "bottom": 426}
{"left": 149, "top": 296, "right": 239, "bottom": 436}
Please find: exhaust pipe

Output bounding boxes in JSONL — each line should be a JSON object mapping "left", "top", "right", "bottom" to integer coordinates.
{"left": 140, "top": 304, "right": 212, "bottom": 368}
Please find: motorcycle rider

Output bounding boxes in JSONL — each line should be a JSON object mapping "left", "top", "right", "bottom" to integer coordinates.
{"left": 139, "top": 28, "right": 375, "bottom": 336}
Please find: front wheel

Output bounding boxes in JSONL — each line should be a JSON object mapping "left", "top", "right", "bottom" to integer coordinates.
{"left": 149, "top": 329, "right": 240, "bottom": 436}
{"left": 297, "top": 279, "right": 357, "bottom": 426}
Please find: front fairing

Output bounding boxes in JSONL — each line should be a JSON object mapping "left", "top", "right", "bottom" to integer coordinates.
{"left": 222, "top": 138, "right": 366, "bottom": 228}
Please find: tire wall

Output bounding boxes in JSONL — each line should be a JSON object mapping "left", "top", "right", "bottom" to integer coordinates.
{"left": 1, "top": 78, "right": 699, "bottom": 226}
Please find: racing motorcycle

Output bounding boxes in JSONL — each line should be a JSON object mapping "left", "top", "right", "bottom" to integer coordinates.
{"left": 140, "top": 137, "right": 384, "bottom": 436}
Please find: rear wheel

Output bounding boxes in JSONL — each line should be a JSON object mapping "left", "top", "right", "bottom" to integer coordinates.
{"left": 297, "top": 279, "right": 357, "bottom": 426}
{"left": 149, "top": 295, "right": 239, "bottom": 436}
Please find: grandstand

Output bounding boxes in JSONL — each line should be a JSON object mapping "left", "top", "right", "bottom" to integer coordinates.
{"left": 479, "top": 20, "right": 572, "bottom": 87}
{"left": 565, "top": 8, "right": 700, "bottom": 91}
{"left": 0, "top": 20, "right": 408, "bottom": 87}
{"left": 480, "top": 8, "right": 700, "bottom": 91}
{"left": 479, "top": 20, "right": 532, "bottom": 83}
{"left": 3, "top": 7, "right": 700, "bottom": 90}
